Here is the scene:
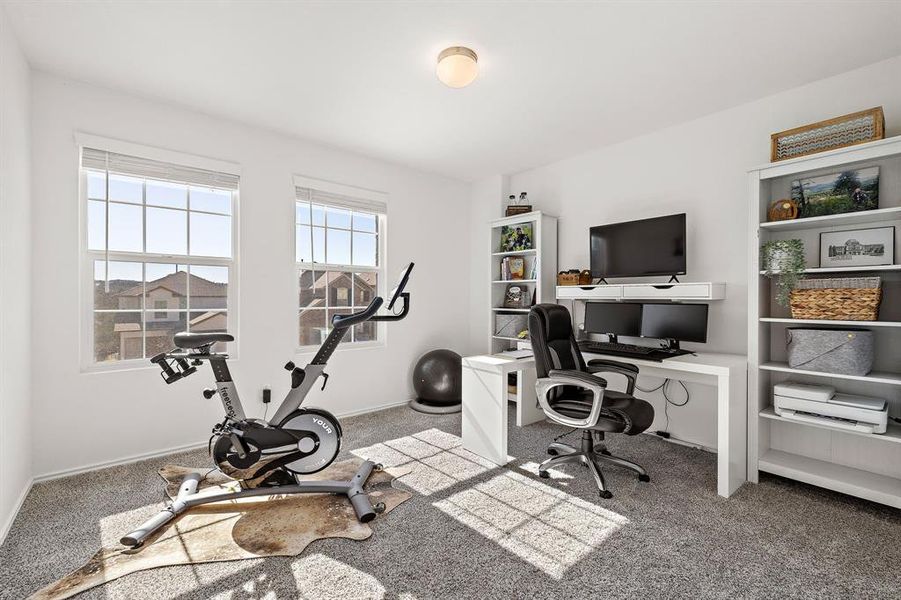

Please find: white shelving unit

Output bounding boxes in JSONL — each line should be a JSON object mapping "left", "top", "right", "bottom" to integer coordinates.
{"left": 748, "top": 136, "right": 901, "bottom": 509}
{"left": 488, "top": 211, "right": 558, "bottom": 354}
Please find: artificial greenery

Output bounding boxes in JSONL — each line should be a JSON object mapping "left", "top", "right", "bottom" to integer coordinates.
{"left": 761, "top": 239, "right": 806, "bottom": 306}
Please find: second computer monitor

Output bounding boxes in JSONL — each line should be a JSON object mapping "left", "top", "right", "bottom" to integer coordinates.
{"left": 584, "top": 302, "right": 642, "bottom": 337}
{"left": 640, "top": 303, "right": 709, "bottom": 343}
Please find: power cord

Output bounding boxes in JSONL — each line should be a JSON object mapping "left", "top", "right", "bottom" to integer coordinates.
{"left": 636, "top": 378, "right": 690, "bottom": 438}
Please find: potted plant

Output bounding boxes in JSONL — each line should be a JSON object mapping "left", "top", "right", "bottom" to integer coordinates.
{"left": 761, "top": 239, "right": 806, "bottom": 306}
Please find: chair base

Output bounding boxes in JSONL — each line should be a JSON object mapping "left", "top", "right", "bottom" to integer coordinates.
{"left": 538, "top": 431, "right": 649, "bottom": 498}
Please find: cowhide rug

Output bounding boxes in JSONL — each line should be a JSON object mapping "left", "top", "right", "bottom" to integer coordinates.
{"left": 30, "top": 459, "right": 412, "bottom": 600}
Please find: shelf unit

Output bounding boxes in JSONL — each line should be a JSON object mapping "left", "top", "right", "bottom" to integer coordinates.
{"left": 748, "top": 136, "right": 901, "bottom": 509}
{"left": 488, "top": 211, "right": 557, "bottom": 354}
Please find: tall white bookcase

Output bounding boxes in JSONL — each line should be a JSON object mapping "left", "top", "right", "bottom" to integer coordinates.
{"left": 489, "top": 211, "right": 558, "bottom": 353}
{"left": 748, "top": 137, "right": 901, "bottom": 508}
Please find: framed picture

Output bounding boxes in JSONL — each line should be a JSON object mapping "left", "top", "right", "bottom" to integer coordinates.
{"left": 791, "top": 166, "right": 879, "bottom": 219}
{"left": 503, "top": 284, "right": 528, "bottom": 308}
{"left": 500, "top": 223, "right": 533, "bottom": 252}
{"left": 819, "top": 226, "right": 894, "bottom": 268}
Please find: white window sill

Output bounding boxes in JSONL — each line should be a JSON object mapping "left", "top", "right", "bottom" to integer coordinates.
{"left": 82, "top": 352, "right": 240, "bottom": 374}
{"left": 295, "top": 341, "right": 385, "bottom": 357}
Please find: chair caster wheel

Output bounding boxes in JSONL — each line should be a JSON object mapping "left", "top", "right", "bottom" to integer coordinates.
{"left": 373, "top": 463, "right": 384, "bottom": 472}
{"left": 599, "top": 449, "right": 611, "bottom": 456}
{"left": 638, "top": 474, "right": 650, "bottom": 483}
{"left": 538, "top": 471, "right": 550, "bottom": 479}
{"left": 373, "top": 502, "right": 386, "bottom": 514}
{"left": 547, "top": 449, "right": 558, "bottom": 456}
{"left": 599, "top": 490, "right": 613, "bottom": 499}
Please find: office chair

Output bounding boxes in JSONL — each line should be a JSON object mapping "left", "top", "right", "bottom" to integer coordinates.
{"left": 528, "top": 304, "right": 654, "bottom": 498}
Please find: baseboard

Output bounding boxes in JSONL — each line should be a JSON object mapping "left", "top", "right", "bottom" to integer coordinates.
{"left": 32, "top": 399, "right": 413, "bottom": 483}
{"left": 0, "top": 477, "right": 34, "bottom": 547}
{"left": 33, "top": 440, "right": 208, "bottom": 483}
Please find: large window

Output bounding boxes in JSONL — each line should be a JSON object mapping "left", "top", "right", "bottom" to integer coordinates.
{"left": 295, "top": 183, "right": 387, "bottom": 349}
{"left": 82, "top": 145, "right": 239, "bottom": 366}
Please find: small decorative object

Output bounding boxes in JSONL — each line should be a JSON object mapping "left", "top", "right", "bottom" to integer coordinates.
{"left": 500, "top": 256, "right": 525, "bottom": 280}
{"left": 768, "top": 198, "right": 799, "bottom": 222}
{"left": 500, "top": 223, "right": 533, "bottom": 251}
{"left": 503, "top": 284, "right": 527, "bottom": 308}
{"left": 790, "top": 277, "right": 882, "bottom": 321}
{"left": 557, "top": 269, "right": 581, "bottom": 286}
{"left": 791, "top": 167, "right": 879, "bottom": 219}
{"left": 579, "top": 269, "right": 592, "bottom": 285}
{"left": 505, "top": 192, "right": 533, "bottom": 216}
{"left": 819, "top": 226, "right": 894, "bottom": 269}
{"left": 787, "top": 328, "right": 874, "bottom": 376}
{"left": 761, "top": 239, "right": 806, "bottom": 306}
{"left": 528, "top": 260, "right": 538, "bottom": 280}
{"left": 771, "top": 107, "right": 884, "bottom": 162}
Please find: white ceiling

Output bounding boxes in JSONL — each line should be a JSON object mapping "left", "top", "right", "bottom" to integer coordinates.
{"left": 6, "top": 1, "right": 901, "bottom": 181}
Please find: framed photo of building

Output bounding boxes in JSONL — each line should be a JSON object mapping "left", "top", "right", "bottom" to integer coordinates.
{"left": 819, "top": 226, "right": 894, "bottom": 268}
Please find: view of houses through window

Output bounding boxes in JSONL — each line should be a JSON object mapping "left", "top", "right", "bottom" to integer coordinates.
{"left": 296, "top": 191, "right": 384, "bottom": 347}
{"left": 84, "top": 147, "right": 236, "bottom": 364}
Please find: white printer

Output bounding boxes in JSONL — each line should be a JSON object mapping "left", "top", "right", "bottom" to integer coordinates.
{"left": 773, "top": 381, "right": 888, "bottom": 434}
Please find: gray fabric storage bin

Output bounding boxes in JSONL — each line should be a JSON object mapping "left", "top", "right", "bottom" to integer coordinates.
{"left": 786, "top": 328, "right": 873, "bottom": 376}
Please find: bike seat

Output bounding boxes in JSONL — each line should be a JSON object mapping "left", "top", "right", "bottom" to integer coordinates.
{"left": 173, "top": 332, "right": 234, "bottom": 349}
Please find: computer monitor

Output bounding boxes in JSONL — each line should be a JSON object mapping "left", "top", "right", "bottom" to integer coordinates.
{"left": 640, "top": 303, "right": 708, "bottom": 344}
{"left": 584, "top": 302, "right": 642, "bottom": 338}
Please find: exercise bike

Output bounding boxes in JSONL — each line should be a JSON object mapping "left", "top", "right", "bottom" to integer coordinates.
{"left": 120, "top": 263, "right": 415, "bottom": 548}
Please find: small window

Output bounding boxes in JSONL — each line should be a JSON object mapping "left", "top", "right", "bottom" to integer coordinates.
{"left": 295, "top": 185, "right": 386, "bottom": 349}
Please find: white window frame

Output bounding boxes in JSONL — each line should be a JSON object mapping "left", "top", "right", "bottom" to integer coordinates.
{"left": 77, "top": 134, "right": 241, "bottom": 372}
{"left": 294, "top": 175, "right": 388, "bottom": 354}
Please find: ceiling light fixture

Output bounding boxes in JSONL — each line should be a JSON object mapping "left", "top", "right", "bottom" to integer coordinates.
{"left": 436, "top": 46, "right": 479, "bottom": 88}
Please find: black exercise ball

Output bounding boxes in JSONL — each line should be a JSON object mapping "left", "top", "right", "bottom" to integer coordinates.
{"left": 411, "top": 349, "right": 462, "bottom": 414}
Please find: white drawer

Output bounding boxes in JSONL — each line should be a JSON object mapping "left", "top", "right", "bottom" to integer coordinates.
{"left": 556, "top": 285, "right": 623, "bottom": 300}
{"left": 622, "top": 283, "right": 711, "bottom": 299}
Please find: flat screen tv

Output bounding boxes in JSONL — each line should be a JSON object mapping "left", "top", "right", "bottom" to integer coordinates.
{"left": 590, "top": 213, "right": 686, "bottom": 279}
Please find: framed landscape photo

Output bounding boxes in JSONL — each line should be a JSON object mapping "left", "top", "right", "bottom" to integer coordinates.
{"left": 819, "top": 226, "right": 894, "bottom": 268}
{"left": 791, "top": 166, "right": 879, "bottom": 219}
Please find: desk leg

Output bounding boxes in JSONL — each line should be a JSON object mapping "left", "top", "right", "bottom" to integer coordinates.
{"left": 515, "top": 367, "right": 545, "bottom": 427}
{"left": 461, "top": 365, "right": 509, "bottom": 466}
{"left": 717, "top": 369, "right": 748, "bottom": 497}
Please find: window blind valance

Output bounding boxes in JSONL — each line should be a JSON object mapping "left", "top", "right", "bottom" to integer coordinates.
{"left": 82, "top": 147, "right": 240, "bottom": 191}
{"left": 295, "top": 186, "right": 387, "bottom": 215}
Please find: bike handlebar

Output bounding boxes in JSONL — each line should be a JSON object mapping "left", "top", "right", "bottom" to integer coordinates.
{"left": 331, "top": 296, "right": 384, "bottom": 329}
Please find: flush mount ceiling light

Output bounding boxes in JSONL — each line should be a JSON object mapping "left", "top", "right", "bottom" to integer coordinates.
{"left": 436, "top": 46, "right": 479, "bottom": 88}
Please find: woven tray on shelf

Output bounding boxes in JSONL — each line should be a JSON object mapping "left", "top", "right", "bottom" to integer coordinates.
{"left": 789, "top": 277, "right": 881, "bottom": 321}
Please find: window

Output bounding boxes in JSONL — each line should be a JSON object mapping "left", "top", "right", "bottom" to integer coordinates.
{"left": 295, "top": 183, "right": 387, "bottom": 349}
{"left": 82, "top": 145, "right": 239, "bottom": 366}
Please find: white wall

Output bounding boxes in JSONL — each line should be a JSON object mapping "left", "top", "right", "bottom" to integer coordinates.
{"left": 496, "top": 55, "right": 901, "bottom": 449}
{"left": 0, "top": 6, "right": 33, "bottom": 542}
{"left": 30, "top": 72, "right": 471, "bottom": 478}
{"left": 467, "top": 175, "right": 508, "bottom": 354}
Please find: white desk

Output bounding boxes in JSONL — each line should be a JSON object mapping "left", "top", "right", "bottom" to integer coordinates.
{"left": 461, "top": 351, "right": 748, "bottom": 498}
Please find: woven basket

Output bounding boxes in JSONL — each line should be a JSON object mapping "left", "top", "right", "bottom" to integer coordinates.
{"left": 557, "top": 272, "right": 580, "bottom": 286}
{"left": 789, "top": 277, "right": 881, "bottom": 321}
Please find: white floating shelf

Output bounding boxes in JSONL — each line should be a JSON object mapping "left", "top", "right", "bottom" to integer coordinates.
{"left": 557, "top": 281, "right": 725, "bottom": 301}
{"left": 491, "top": 249, "right": 537, "bottom": 257}
{"left": 761, "top": 264, "right": 901, "bottom": 275}
{"left": 759, "top": 362, "right": 901, "bottom": 386}
{"left": 492, "top": 279, "right": 536, "bottom": 284}
{"left": 760, "top": 317, "right": 901, "bottom": 328}
{"left": 492, "top": 307, "right": 531, "bottom": 313}
{"left": 759, "top": 449, "right": 901, "bottom": 509}
{"left": 760, "top": 407, "right": 901, "bottom": 444}
{"left": 759, "top": 206, "right": 901, "bottom": 232}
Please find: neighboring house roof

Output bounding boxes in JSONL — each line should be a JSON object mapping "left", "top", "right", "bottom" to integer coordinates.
{"left": 118, "top": 271, "right": 227, "bottom": 298}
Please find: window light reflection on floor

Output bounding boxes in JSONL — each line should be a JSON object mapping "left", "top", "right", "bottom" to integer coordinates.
{"left": 291, "top": 554, "right": 386, "bottom": 599}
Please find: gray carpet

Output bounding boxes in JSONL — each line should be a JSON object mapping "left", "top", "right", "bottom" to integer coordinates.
{"left": 2, "top": 405, "right": 901, "bottom": 599}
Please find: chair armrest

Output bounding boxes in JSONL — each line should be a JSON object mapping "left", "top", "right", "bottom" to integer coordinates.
{"left": 586, "top": 359, "right": 638, "bottom": 395}
{"left": 536, "top": 370, "right": 607, "bottom": 428}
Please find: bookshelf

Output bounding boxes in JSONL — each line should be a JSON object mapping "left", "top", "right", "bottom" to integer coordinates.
{"left": 748, "top": 136, "right": 901, "bottom": 508}
{"left": 489, "top": 211, "right": 557, "bottom": 355}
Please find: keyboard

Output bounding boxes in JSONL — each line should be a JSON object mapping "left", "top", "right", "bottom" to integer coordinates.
{"left": 578, "top": 341, "right": 657, "bottom": 355}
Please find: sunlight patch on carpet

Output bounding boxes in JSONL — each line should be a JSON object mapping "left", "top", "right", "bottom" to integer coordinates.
{"left": 433, "top": 470, "right": 628, "bottom": 579}
{"left": 351, "top": 428, "right": 502, "bottom": 496}
{"left": 291, "top": 554, "right": 386, "bottom": 599}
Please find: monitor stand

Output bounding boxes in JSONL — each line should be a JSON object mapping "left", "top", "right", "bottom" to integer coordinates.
{"left": 660, "top": 338, "right": 692, "bottom": 357}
